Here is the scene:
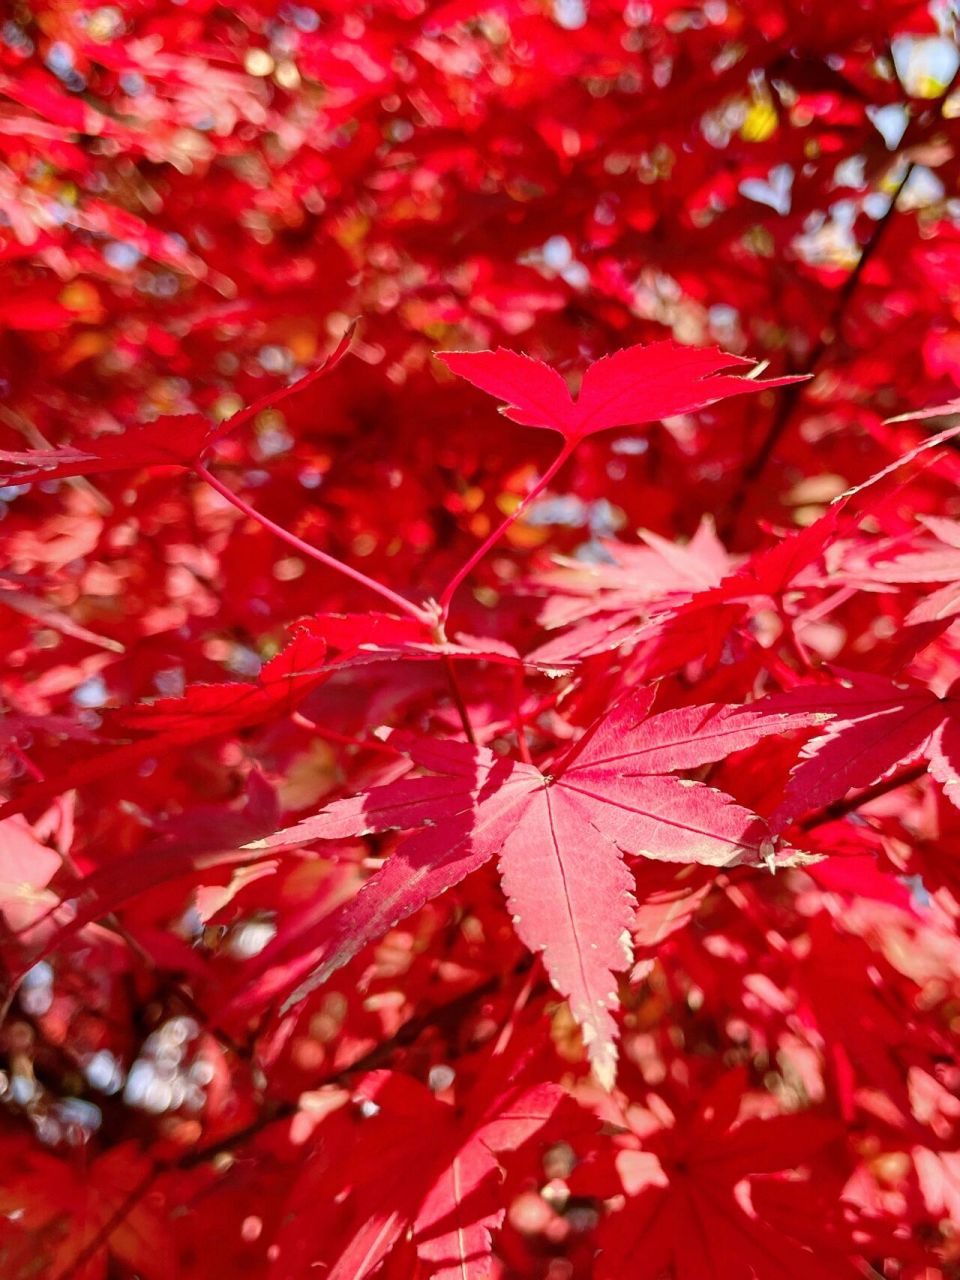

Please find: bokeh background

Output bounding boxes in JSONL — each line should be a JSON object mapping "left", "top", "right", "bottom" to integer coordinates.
{"left": 4, "top": 1, "right": 960, "bottom": 1276}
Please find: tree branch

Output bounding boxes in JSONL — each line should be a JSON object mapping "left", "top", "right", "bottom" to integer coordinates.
{"left": 722, "top": 66, "right": 960, "bottom": 542}
{"left": 196, "top": 462, "right": 433, "bottom": 625}
{"left": 799, "top": 762, "right": 928, "bottom": 830}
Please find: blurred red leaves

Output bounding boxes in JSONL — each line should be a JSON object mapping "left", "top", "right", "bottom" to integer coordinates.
{"left": 3, "top": 1, "right": 960, "bottom": 1278}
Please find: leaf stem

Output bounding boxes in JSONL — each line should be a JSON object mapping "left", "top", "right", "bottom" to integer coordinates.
{"left": 290, "top": 712, "right": 403, "bottom": 756}
{"left": 441, "top": 654, "right": 477, "bottom": 745}
{"left": 438, "top": 442, "right": 575, "bottom": 619}
{"left": 513, "top": 665, "right": 533, "bottom": 765}
{"left": 195, "top": 462, "right": 432, "bottom": 625}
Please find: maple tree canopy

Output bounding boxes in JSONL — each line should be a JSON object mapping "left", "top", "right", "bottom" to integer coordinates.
{"left": 2, "top": 1, "right": 960, "bottom": 1278}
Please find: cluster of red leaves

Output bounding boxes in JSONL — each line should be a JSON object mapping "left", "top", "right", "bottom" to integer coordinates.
{"left": 4, "top": 0, "right": 960, "bottom": 1277}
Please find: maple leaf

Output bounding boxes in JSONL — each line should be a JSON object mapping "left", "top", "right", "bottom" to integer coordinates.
{"left": 884, "top": 397, "right": 960, "bottom": 424}
{"left": 0, "top": 575, "right": 125, "bottom": 653}
{"left": 437, "top": 341, "right": 803, "bottom": 442}
{"left": 239, "top": 691, "right": 823, "bottom": 1085}
{"left": 529, "top": 422, "right": 960, "bottom": 668}
{"left": 589, "top": 1072, "right": 869, "bottom": 1280}
{"left": 630, "top": 861, "right": 716, "bottom": 981}
{"left": 0, "top": 1139, "right": 174, "bottom": 1280}
{"left": 269, "top": 1060, "right": 566, "bottom": 1280}
{"left": 0, "top": 621, "right": 329, "bottom": 821}
{"left": 858, "top": 515, "right": 960, "bottom": 624}
{"left": 528, "top": 502, "right": 843, "bottom": 667}
{"left": 0, "top": 325, "right": 354, "bottom": 484}
{"left": 784, "top": 908, "right": 942, "bottom": 1123}
{"left": 763, "top": 670, "right": 960, "bottom": 825}
{"left": 534, "top": 517, "right": 731, "bottom": 631}
{"left": 10, "top": 0, "right": 960, "bottom": 1268}
{"left": 314, "top": 610, "right": 573, "bottom": 673}
{"left": 0, "top": 413, "right": 211, "bottom": 483}
{"left": 11, "top": 776, "right": 285, "bottom": 975}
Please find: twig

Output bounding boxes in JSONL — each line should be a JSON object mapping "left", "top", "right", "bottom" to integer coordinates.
{"left": 439, "top": 442, "right": 574, "bottom": 620}
{"left": 196, "top": 462, "right": 432, "bottom": 625}
{"left": 51, "top": 1165, "right": 159, "bottom": 1280}
{"left": 799, "top": 761, "right": 928, "bottom": 830}
{"left": 722, "top": 65, "right": 960, "bottom": 541}
{"left": 440, "top": 654, "right": 477, "bottom": 744}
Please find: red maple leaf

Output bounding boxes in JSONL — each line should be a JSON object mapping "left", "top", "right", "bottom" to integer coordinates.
{"left": 764, "top": 670, "right": 960, "bottom": 826}
{"left": 0, "top": 413, "right": 211, "bottom": 483}
{"left": 0, "top": 621, "right": 330, "bottom": 821}
{"left": 438, "top": 341, "right": 803, "bottom": 442}
{"left": 529, "top": 423, "right": 960, "bottom": 668}
{"left": 859, "top": 515, "right": 960, "bottom": 624}
{"left": 314, "top": 610, "right": 573, "bottom": 674}
{"left": 238, "top": 691, "right": 823, "bottom": 1084}
{"left": 271, "top": 1060, "right": 566, "bottom": 1280}
{"left": 588, "top": 1072, "right": 872, "bottom": 1280}
{"left": 0, "top": 325, "right": 354, "bottom": 484}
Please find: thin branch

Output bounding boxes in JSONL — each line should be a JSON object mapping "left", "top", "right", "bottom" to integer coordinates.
{"left": 722, "top": 206, "right": 902, "bottom": 538}
{"left": 181, "top": 957, "right": 534, "bottom": 1170}
{"left": 51, "top": 1165, "right": 159, "bottom": 1280}
{"left": 196, "top": 462, "right": 432, "bottom": 625}
{"left": 799, "top": 762, "right": 928, "bottom": 830}
{"left": 722, "top": 66, "right": 960, "bottom": 541}
{"left": 441, "top": 654, "right": 477, "bottom": 745}
{"left": 439, "top": 442, "right": 575, "bottom": 620}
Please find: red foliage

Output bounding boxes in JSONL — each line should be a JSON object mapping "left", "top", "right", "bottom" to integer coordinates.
{"left": 2, "top": 1, "right": 960, "bottom": 1277}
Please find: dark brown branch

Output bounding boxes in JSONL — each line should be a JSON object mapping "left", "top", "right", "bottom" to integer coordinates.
{"left": 43, "top": 957, "right": 535, "bottom": 1276}
{"left": 722, "top": 67, "right": 960, "bottom": 542}
{"left": 51, "top": 1165, "right": 159, "bottom": 1280}
{"left": 181, "top": 955, "right": 535, "bottom": 1169}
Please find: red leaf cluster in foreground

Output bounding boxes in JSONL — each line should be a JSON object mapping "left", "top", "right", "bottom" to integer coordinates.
{"left": 3, "top": 1, "right": 960, "bottom": 1277}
